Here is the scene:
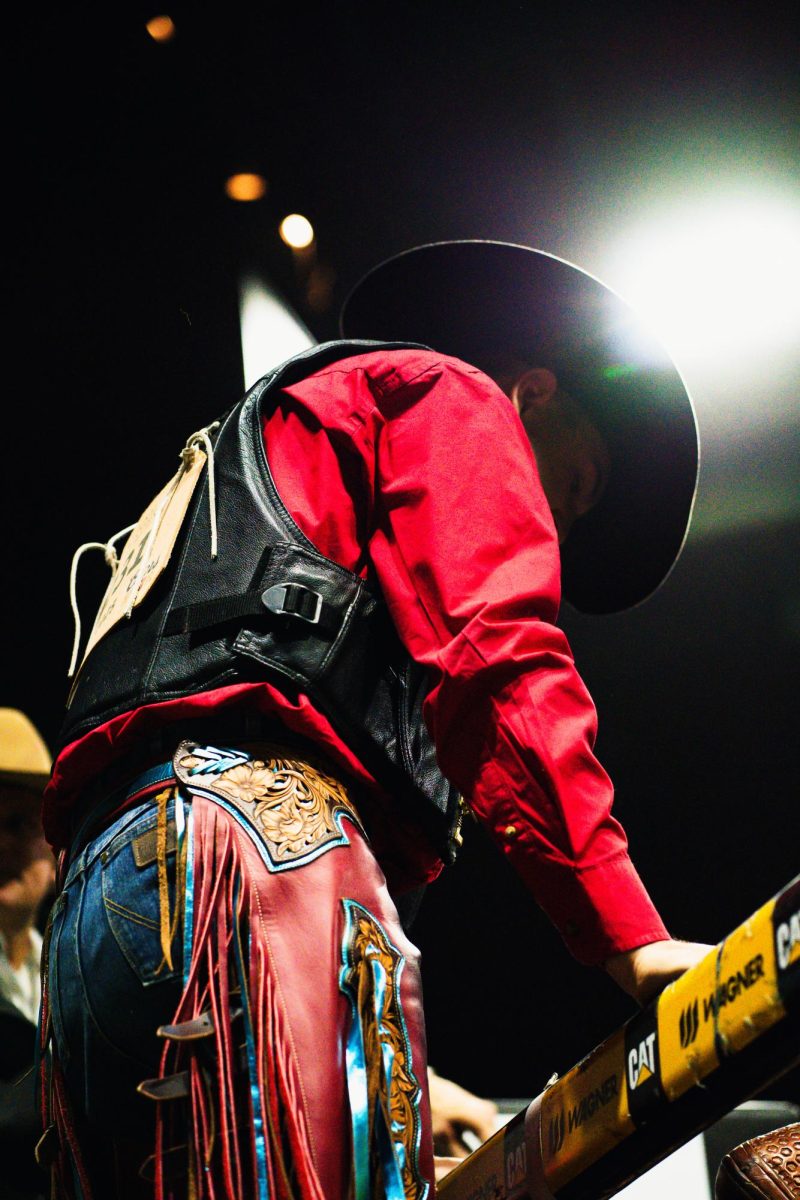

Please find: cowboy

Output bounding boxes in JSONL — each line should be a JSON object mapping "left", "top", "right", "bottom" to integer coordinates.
{"left": 42, "top": 241, "right": 709, "bottom": 1199}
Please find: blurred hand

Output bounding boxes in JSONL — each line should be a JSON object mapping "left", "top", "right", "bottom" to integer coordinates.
{"left": 427, "top": 1067, "right": 499, "bottom": 1158}
{"left": 434, "top": 1156, "right": 463, "bottom": 1183}
{"left": 605, "top": 939, "right": 715, "bottom": 1006}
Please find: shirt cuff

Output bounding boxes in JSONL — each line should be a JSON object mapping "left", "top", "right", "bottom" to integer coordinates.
{"left": 507, "top": 846, "right": 671, "bottom": 966}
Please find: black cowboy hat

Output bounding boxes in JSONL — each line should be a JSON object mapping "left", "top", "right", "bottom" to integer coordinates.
{"left": 340, "top": 240, "right": 698, "bottom": 614}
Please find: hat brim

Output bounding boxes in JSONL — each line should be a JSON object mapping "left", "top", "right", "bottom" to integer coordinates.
{"left": 340, "top": 240, "right": 698, "bottom": 614}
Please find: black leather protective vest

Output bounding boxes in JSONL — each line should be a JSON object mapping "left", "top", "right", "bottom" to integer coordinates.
{"left": 61, "top": 341, "right": 462, "bottom": 861}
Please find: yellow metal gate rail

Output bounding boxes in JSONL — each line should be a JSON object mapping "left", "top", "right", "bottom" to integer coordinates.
{"left": 439, "top": 873, "right": 800, "bottom": 1199}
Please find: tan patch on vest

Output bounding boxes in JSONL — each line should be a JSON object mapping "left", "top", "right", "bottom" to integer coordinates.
{"left": 81, "top": 450, "right": 206, "bottom": 665}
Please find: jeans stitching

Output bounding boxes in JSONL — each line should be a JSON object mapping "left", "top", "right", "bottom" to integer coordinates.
{"left": 103, "top": 895, "right": 160, "bottom": 931}
{"left": 63, "top": 802, "right": 166, "bottom": 887}
{"left": 47, "top": 906, "right": 70, "bottom": 1071}
{"left": 100, "top": 845, "right": 179, "bottom": 984}
{"left": 74, "top": 872, "right": 112, "bottom": 1045}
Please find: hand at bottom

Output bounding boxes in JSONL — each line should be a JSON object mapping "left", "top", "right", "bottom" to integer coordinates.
{"left": 428, "top": 1067, "right": 498, "bottom": 1157}
{"left": 434, "top": 1156, "right": 463, "bottom": 1183}
{"left": 605, "top": 939, "right": 715, "bottom": 1006}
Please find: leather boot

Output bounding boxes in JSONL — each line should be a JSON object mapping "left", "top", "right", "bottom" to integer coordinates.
{"left": 715, "top": 1123, "right": 800, "bottom": 1198}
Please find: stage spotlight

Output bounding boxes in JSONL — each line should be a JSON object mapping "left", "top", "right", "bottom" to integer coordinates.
{"left": 239, "top": 276, "right": 315, "bottom": 387}
{"left": 280, "top": 214, "right": 315, "bottom": 250}
{"left": 604, "top": 191, "right": 800, "bottom": 373}
{"left": 225, "top": 174, "right": 268, "bottom": 202}
{"left": 145, "top": 15, "right": 176, "bottom": 42}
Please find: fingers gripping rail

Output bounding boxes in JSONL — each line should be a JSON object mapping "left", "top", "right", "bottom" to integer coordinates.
{"left": 438, "top": 873, "right": 800, "bottom": 1200}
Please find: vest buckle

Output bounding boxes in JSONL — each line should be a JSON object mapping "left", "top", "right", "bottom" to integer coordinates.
{"left": 261, "top": 582, "right": 323, "bottom": 625}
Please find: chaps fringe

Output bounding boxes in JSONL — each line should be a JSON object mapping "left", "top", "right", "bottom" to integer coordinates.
{"left": 156, "top": 796, "right": 326, "bottom": 1200}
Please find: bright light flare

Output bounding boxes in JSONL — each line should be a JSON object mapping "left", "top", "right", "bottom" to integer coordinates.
{"left": 225, "top": 173, "right": 268, "bottom": 202}
{"left": 279, "top": 214, "right": 315, "bottom": 250}
{"left": 145, "top": 15, "right": 176, "bottom": 42}
{"left": 604, "top": 192, "right": 800, "bottom": 371}
{"left": 239, "top": 277, "right": 315, "bottom": 387}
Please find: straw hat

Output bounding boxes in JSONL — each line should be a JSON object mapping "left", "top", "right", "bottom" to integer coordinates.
{"left": 0, "top": 709, "right": 52, "bottom": 790}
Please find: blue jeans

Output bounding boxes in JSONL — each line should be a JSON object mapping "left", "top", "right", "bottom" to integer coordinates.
{"left": 48, "top": 798, "right": 183, "bottom": 1142}
{"left": 44, "top": 749, "right": 435, "bottom": 1199}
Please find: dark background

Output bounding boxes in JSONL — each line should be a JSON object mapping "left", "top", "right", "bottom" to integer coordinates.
{"left": 6, "top": 3, "right": 799, "bottom": 1103}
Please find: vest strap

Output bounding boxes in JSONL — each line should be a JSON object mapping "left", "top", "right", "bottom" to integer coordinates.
{"left": 164, "top": 582, "right": 340, "bottom": 637}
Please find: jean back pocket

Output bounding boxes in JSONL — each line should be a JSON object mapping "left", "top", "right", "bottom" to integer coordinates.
{"left": 100, "top": 818, "right": 182, "bottom": 987}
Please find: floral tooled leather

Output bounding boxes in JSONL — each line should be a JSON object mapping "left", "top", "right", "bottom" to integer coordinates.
{"left": 173, "top": 741, "right": 365, "bottom": 871}
{"left": 340, "top": 900, "right": 427, "bottom": 1200}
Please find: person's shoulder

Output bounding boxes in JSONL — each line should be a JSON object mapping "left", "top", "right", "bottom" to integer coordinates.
{"left": 313, "top": 345, "right": 499, "bottom": 400}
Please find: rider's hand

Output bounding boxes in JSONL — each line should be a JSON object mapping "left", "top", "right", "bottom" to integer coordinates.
{"left": 434, "top": 1156, "right": 463, "bottom": 1182}
{"left": 604, "top": 939, "right": 714, "bottom": 1006}
{"left": 428, "top": 1067, "right": 498, "bottom": 1158}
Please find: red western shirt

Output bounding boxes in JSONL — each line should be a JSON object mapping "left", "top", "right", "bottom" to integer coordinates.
{"left": 46, "top": 348, "right": 669, "bottom": 965}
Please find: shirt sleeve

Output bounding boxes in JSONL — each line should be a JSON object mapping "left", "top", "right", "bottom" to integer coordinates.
{"left": 367, "top": 356, "right": 670, "bottom": 965}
